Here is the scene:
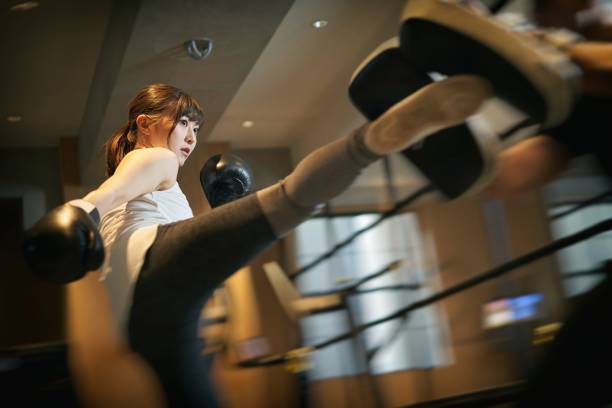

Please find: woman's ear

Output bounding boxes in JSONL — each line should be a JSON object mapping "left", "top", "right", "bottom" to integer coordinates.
{"left": 135, "top": 114, "right": 150, "bottom": 135}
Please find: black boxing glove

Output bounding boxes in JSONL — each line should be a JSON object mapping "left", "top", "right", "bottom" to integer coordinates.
{"left": 200, "top": 154, "right": 254, "bottom": 208}
{"left": 22, "top": 200, "right": 105, "bottom": 284}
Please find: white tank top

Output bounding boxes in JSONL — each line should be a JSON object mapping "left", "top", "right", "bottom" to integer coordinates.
{"left": 98, "top": 182, "right": 193, "bottom": 335}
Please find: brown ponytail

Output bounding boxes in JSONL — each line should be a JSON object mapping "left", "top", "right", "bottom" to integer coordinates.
{"left": 104, "top": 84, "right": 204, "bottom": 176}
{"left": 104, "top": 121, "right": 137, "bottom": 176}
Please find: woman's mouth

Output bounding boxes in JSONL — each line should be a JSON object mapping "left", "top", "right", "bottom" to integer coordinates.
{"left": 180, "top": 147, "right": 191, "bottom": 156}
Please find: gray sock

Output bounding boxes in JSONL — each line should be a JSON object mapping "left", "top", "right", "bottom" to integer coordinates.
{"left": 256, "top": 125, "right": 381, "bottom": 236}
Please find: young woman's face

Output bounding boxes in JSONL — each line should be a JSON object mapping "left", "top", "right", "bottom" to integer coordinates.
{"left": 149, "top": 115, "right": 200, "bottom": 166}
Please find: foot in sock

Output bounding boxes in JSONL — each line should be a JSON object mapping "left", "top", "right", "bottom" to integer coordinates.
{"left": 364, "top": 75, "right": 492, "bottom": 155}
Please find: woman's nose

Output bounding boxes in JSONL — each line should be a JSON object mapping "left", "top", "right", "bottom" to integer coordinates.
{"left": 185, "top": 131, "right": 195, "bottom": 144}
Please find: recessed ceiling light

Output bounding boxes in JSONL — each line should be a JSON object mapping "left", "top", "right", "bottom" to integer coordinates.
{"left": 10, "top": 1, "right": 39, "bottom": 12}
{"left": 312, "top": 20, "right": 328, "bottom": 29}
{"left": 7, "top": 116, "right": 22, "bottom": 123}
{"left": 242, "top": 120, "right": 254, "bottom": 128}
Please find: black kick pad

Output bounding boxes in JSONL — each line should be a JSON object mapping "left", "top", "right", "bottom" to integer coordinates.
{"left": 349, "top": 47, "right": 432, "bottom": 121}
{"left": 400, "top": 19, "right": 547, "bottom": 126}
{"left": 401, "top": 123, "right": 485, "bottom": 199}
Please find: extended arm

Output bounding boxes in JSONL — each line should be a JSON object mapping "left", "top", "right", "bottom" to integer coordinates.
{"left": 567, "top": 41, "right": 612, "bottom": 98}
{"left": 67, "top": 272, "right": 166, "bottom": 407}
{"left": 23, "top": 147, "right": 180, "bottom": 283}
{"left": 483, "top": 136, "right": 571, "bottom": 199}
{"left": 82, "top": 147, "right": 179, "bottom": 216}
{"left": 63, "top": 149, "right": 180, "bottom": 405}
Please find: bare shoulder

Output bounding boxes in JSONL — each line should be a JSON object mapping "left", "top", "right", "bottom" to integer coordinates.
{"left": 114, "top": 148, "right": 179, "bottom": 190}
{"left": 123, "top": 147, "right": 179, "bottom": 166}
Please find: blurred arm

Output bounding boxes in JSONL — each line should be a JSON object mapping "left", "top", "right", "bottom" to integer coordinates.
{"left": 483, "top": 136, "right": 571, "bottom": 199}
{"left": 67, "top": 273, "right": 166, "bottom": 407}
{"left": 567, "top": 41, "right": 612, "bottom": 97}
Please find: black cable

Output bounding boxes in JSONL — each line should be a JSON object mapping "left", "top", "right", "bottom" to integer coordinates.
{"left": 299, "top": 260, "right": 402, "bottom": 297}
{"left": 352, "top": 284, "right": 421, "bottom": 295}
{"left": 285, "top": 185, "right": 612, "bottom": 364}
{"left": 291, "top": 184, "right": 435, "bottom": 280}
{"left": 346, "top": 219, "right": 612, "bottom": 343}
{"left": 563, "top": 270, "right": 607, "bottom": 279}
{"left": 563, "top": 263, "right": 612, "bottom": 279}
{"left": 291, "top": 182, "right": 611, "bottom": 282}
{"left": 366, "top": 314, "right": 412, "bottom": 362}
{"left": 238, "top": 218, "right": 612, "bottom": 368}
{"left": 349, "top": 260, "right": 402, "bottom": 291}
{"left": 270, "top": 177, "right": 612, "bottom": 365}
{"left": 298, "top": 260, "right": 421, "bottom": 362}
{"left": 549, "top": 189, "right": 612, "bottom": 221}
{"left": 302, "top": 284, "right": 421, "bottom": 298}
{"left": 344, "top": 188, "right": 612, "bottom": 361}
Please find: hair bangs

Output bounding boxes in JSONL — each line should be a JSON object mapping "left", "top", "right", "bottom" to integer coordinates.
{"left": 174, "top": 93, "right": 204, "bottom": 126}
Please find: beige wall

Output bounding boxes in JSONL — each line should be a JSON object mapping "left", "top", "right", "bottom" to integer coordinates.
{"left": 0, "top": 144, "right": 67, "bottom": 347}
{"left": 0, "top": 146, "right": 62, "bottom": 210}
{"left": 233, "top": 147, "right": 293, "bottom": 191}
{"left": 421, "top": 197, "right": 519, "bottom": 399}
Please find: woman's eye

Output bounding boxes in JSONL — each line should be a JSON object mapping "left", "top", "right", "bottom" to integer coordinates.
{"left": 193, "top": 128, "right": 199, "bottom": 134}
{"left": 180, "top": 119, "right": 188, "bottom": 126}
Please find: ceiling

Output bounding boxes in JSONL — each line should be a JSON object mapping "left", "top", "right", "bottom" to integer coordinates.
{"left": 0, "top": 0, "right": 112, "bottom": 149}
{"left": 0, "top": 0, "right": 409, "bottom": 186}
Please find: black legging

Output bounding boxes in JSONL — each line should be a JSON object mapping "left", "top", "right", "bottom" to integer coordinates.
{"left": 129, "top": 194, "right": 276, "bottom": 407}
